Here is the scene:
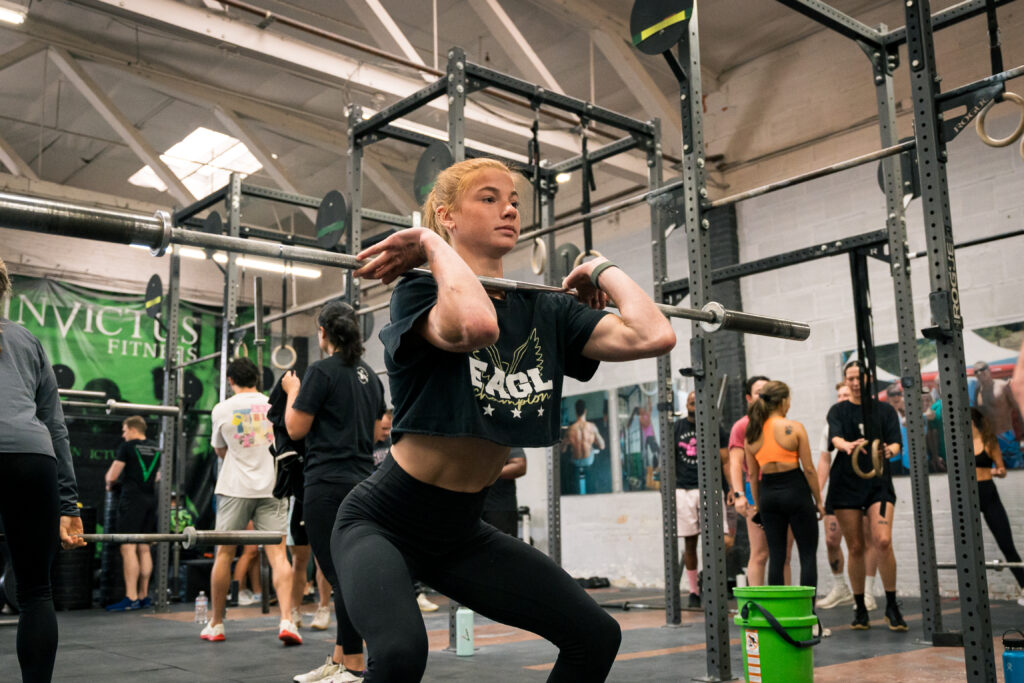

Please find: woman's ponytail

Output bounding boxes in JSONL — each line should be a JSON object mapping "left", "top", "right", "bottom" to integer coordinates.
{"left": 745, "top": 380, "right": 790, "bottom": 442}
{"left": 317, "top": 300, "right": 364, "bottom": 365}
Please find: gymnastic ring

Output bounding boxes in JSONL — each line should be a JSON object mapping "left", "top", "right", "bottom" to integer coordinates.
{"left": 270, "top": 344, "right": 297, "bottom": 370}
{"left": 976, "top": 92, "right": 1024, "bottom": 148}
{"left": 850, "top": 439, "right": 884, "bottom": 480}
{"left": 530, "top": 238, "right": 547, "bottom": 275}
{"left": 573, "top": 249, "right": 604, "bottom": 268}
{"left": 233, "top": 341, "right": 249, "bottom": 359}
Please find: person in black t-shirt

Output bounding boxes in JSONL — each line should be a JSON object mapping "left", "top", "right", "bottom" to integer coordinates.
{"left": 282, "top": 300, "right": 385, "bottom": 681}
{"left": 330, "top": 157, "right": 675, "bottom": 681}
{"left": 671, "top": 392, "right": 730, "bottom": 608}
{"left": 482, "top": 448, "right": 526, "bottom": 537}
{"left": 103, "top": 415, "right": 160, "bottom": 611}
{"left": 825, "top": 360, "right": 906, "bottom": 632}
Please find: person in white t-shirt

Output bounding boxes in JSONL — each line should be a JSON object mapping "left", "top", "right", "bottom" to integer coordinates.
{"left": 200, "top": 358, "right": 299, "bottom": 646}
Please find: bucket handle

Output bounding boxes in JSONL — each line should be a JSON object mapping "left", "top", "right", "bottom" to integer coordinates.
{"left": 1003, "top": 628, "right": 1024, "bottom": 642}
{"left": 739, "top": 601, "right": 821, "bottom": 649}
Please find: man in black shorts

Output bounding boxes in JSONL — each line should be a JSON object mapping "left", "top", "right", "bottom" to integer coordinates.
{"left": 826, "top": 361, "right": 906, "bottom": 631}
{"left": 104, "top": 415, "right": 160, "bottom": 611}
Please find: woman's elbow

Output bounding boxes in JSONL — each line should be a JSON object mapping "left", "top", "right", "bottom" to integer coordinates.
{"left": 446, "top": 317, "right": 500, "bottom": 352}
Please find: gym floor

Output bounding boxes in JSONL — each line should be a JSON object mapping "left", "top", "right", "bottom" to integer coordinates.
{"left": 0, "top": 588, "right": 1018, "bottom": 682}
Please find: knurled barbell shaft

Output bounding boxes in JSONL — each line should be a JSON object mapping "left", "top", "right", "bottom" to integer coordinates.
{"left": 80, "top": 528, "right": 283, "bottom": 547}
{"left": 0, "top": 190, "right": 810, "bottom": 341}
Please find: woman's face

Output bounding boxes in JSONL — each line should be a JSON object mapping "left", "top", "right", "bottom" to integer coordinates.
{"left": 444, "top": 168, "right": 520, "bottom": 257}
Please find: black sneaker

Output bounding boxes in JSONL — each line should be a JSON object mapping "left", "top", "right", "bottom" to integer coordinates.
{"left": 851, "top": 606, "right": 870, "bottom": 630}
{"left": 884, "top": 602, "right": 908, "bottom": 632}
{"left": 687, "top": 592, "right": 701, "bottom": 609}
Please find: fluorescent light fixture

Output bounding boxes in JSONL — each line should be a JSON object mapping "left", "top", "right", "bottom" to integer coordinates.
{"left": 555, "top": 172, "right": 572, "bottom": 184}
{"left": 0, "top": 0, "right": 27, "bottom": 24}
{"left": 176, "top": 246, "right": 208, "bottom": 260}
{"left": 237, "top": 256, "right": 321, "bottom": 279}
{"left": 129, "top": 127, "right": 263, "bottom": 198}
{"left": 212, "top": 252, "right": 228, "bottom": 264}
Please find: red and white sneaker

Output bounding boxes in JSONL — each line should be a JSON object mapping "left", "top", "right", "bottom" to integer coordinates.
{"left": 279, "top": 619, "right": 303, "bottom": 646}
{"left": 200, "top": 622, "right": 226, "bottom": 642}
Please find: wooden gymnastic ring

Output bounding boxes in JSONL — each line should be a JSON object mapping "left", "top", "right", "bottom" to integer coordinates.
{"left": 270, "top": 344, "right": 297, "bottom": 370}
{"left": 976, "top": 92, "right": 1024, "bottom": 148}
{"left": 233, "top": 341, "right": 248, "bottom": 359}
{"left": 850, "top": 439, "right": 883, "bottom": 479}
{"left": 530, "top": 238, "right": 547, "bottom": 275}
{"left": 573, "top": 249, "right": 604, "bottom": 268}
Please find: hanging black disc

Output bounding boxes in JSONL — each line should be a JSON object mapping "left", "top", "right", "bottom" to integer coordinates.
{"left": 202, "top": 211, "right": 223, "bottom": 235}
{"left": 553, "top": 243, "right": 581, "bottom": 282}
{"left": 183, "top": 370, "right": 203, "bottom": 406}
{"left": 414, "top": 142, "right": 454, "bottom": 206}
{"left": 630, "top": 0, "right": 694, "bottom": 55}
{"left": 145, "top": 274, "right": 163, "bottom": 320}
{"left": 875, "top": 137, "right": 920, "bottom": 202}
{"left": 52, "top": 364, "right": 76, "bottom": 390}
{"left": 315, "top": 191, "right": 348, "bottom": 251}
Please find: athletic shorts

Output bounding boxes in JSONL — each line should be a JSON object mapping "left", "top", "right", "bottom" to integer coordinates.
{"left": 215, "top": 494, "right": 288, "bottom": 534}
{"left": 825, "top": 476, "right": 896, "bottom": 513}
{"left": 117, "top": 491, "right": 157, "bottom": 535}
{"left": 675, "top": 488, "right": 729, "bottom": 538}
{"left": 287, "top": 496, "right": 309, "bottom": 546}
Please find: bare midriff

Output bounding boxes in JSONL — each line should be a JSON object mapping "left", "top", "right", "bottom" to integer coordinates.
{"left": 391, "top": 433, "right": 511, "bottom": 492}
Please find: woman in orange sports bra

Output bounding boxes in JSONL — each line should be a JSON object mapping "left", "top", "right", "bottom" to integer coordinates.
{"left": 744, "top": 381, "right": 825, "bottom": 589}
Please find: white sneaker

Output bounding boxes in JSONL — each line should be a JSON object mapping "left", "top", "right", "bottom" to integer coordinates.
{"left": 200, "top": 622, "right": 226, "bottom": 642}
{"left": 291, "top": 608, "right": 304, "bottom": 628}
{"left": 864, "top": 591, "right": 877, "bottom": 612}
{"left": 293, "top": 656, "right": 341, "bottom": 683}
{"left": 816, "top": 582, "right": 854, "bottom": 609}
{"left": 327, "top": 671, "right": 363, "bottom": 683}
{"left": 311, "top": 606, "right": 331, "bottom": 630}
{"left": 1017, "top": 588, "right": 1024, "bottom": 607}
{"left": 813, "top": 622, "right": 832, "bottom": 638}
{"left": 279, "top": 619, "right": 303, "bottom": 646}
{"left": 416, "top": 593, "right": 439, "bottom": 612}
{"left": 237, "top": 589, "right": 259, "bottom": 606}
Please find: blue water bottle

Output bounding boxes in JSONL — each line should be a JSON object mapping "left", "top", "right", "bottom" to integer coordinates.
{"left": 1004, "top": 629, "right": 1024, "bottom": 683}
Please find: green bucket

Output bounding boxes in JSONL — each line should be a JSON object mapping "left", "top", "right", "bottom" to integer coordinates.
{"left": 733, "top": 586, "right": 820, "bottom": 683}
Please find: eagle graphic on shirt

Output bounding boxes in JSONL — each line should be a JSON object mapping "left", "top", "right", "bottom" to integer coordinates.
{"left": 468, "top": 328, "right": 553, "bottom": 413}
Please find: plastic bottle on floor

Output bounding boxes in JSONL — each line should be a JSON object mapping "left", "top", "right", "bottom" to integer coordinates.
{"left": 194, "top": 591, "right": 208, "bottom": 624}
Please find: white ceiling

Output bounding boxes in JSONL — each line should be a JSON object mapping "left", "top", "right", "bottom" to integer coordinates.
{"left": 0, "top": 0, "right": 962, "bottom": 239}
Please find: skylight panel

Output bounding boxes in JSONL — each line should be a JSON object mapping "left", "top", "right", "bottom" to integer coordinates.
{"left": 128, "top": 126, "right": 262, "bottom": 197}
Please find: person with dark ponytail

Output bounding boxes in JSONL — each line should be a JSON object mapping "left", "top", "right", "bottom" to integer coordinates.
{"left": 282, "top": 300, "right": 386, "bottom": 683}
{"left": 971, "top": 407, "right": 1024, "bottom": 603}
{"left": 744, "top": 381, "right": 824, "bottom": 593}
{"left": 0, "top": 256, "right": 87, "bottom": 682}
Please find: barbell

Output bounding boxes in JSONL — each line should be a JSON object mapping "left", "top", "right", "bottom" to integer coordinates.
{"left": 0, "top": 190, "right": 810, "bottom": 341}
{"left": 61, "top": 398, "right": 181, "bottom": 417}
{"left": 78, "top": 527, "right": 283, "bottom": 549}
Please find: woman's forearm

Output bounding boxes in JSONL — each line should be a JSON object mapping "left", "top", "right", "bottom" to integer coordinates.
{"left": 423, "top": 235, "right": 498, "bottom": 348}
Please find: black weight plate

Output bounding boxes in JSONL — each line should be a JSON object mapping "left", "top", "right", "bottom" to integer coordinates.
{"left": 262, "top": 367, "right": 275, "bottom": 393}
{"left": 414, "top": 141, "right": 454, "bottom": 206}
{"left": 84, "top": 378, "right": 121, "bottom": 403}
{"left": 315, "top": 191, "right": 348, "bottom": 250}
{"left": 203, "top": 211, "right": 223, "bottom": 235}
{"left": 553, "top": 243, "right": 581, "bottom": 282}
{"left": 630, "top": 0, "right": 694, "bottom": 55}
{"left": 53, "top": 364, "right": 75, "bottom": 390}
{"left": 875, "top": 137, "right": 920, "bottom": 201}
{"left": 144, "top": 274, "right": 163, "bottom": 320}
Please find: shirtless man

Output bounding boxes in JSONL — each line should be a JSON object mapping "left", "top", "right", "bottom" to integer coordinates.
{"left": 565, "top": 399, "right": 606, "bottom": 466}
{"left": 974, "top": 361, "right": 1023, "bottom": 468}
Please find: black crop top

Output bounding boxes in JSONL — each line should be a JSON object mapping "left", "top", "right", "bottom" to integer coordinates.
{"left": 380, "top": 274, "right": 609, "bottom": 447}
{"left": 976, "top": 449, "right": 994, "bottom": 469}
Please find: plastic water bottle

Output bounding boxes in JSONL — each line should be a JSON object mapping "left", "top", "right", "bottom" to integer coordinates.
{"left": 456, "top": 606, "right": 474, "bottom": 656}
{"left": 194, "top": 590, "right": 208, "bottom": 624}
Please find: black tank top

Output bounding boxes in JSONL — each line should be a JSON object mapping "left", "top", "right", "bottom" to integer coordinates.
{"left": 976, "top": 449, "right": 994, "bottom": 469}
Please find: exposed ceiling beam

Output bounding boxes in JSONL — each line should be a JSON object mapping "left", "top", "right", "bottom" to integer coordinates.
{"left": 81, "top": 0, "right": 648, "bottom": 179}
{"left": 0, "top": 39, "right": 44, "bottom": 73}
{"left": 213, "top": 105, "right": 317, "bottom": 222}
{"left": 589, "top": 28, "right": 681, "bottom": 135}
{"left": 343, "top": 0, "right": 425, "bottom": 70}
{"left": 362, "top": 157, "right": 413, "bottom": 215}
{"left": 0, "top": 132, "right": 39, "bottom": 180}
{"left": 466, "top": 0, "right": 564, "bottom": 94}
{"left": 46, "top": 47, "right": 193, "bottom": 205}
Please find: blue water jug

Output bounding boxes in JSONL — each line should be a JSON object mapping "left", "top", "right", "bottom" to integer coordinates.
{"left": 1004, "top": 629, "right": 1024, "bottom": 683}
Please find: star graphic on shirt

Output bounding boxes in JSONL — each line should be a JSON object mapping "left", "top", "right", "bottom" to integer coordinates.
{"left": 512, "top": 408, "right": 522, "bottom": 419}
{"left": 483, "top": 405, "right": 495, "bottom": 416}
{"left": 537, "top": 407, "right": 545, "bottom": 417}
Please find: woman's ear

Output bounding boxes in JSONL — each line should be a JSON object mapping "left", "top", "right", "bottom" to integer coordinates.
{"left": 437, "top": 206, "right": 455, "bottom": 234}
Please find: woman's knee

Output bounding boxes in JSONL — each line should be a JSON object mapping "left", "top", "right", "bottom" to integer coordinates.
{"left": 369, "top": 632, "right": 429, "bottom": 681}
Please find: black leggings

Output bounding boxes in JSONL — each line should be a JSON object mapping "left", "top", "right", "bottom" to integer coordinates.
{"left": 759, "top": 468, "right": 819, "bottom": 589}
{"left": 303, "top": 481, "right": 363, "bottom": 654}
{"left": 0, "top": 453, "right": 60, "bottom": 683}
{"left": 978, "top": 479, "right": 1024, "bottom": 588}
{"left": 332, "top": 456, "right": 621, "bottom": 682}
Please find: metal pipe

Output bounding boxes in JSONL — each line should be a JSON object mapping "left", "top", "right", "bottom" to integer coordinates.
{"left": 79, "top": 527, "right": 283, "bottom": 549}
{"left": 0, "top": 190, "right": 811, "bottom": 341}
{"left": 173, "top": 350, "right": 223, "bottom": 370}
{"left": 910, "top": 227, "right": 1024, "bottom": 259}
{"left": 61, "top": 399, "right": 181, "bottom": 417}
{"left": 937, "top": 561, "right": 1024, "bottom": 570}
{"left": 937, "top": 64, "right": 1024, "bottom": 103}
{"left": 58, "top": 389, "right": 108, "bottom": 400}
